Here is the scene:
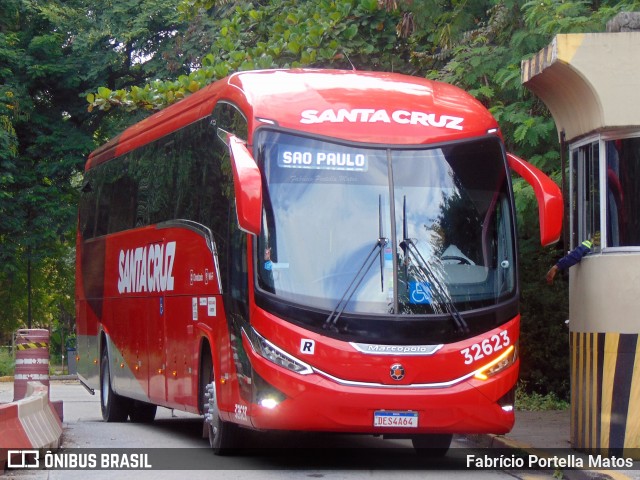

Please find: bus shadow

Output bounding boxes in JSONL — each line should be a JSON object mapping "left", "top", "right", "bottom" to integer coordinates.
{"left": 147, "top": 416, "right": 466, "bottom": 470}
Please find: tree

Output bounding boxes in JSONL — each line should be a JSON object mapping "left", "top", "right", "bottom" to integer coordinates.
{"left": 87, "top": 0, "right": 410, "bottom": 112}
{"left": 0, "top": 0, "right": 191, "bottom": 337}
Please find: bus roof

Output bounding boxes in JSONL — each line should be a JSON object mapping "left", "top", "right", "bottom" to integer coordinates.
{"left": 87, "top": 69, "right": 499, "bottom": 170}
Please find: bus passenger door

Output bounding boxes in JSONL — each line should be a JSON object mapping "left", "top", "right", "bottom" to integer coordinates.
{"left": 221, "top": 219, "right": 254, "bottom": 411}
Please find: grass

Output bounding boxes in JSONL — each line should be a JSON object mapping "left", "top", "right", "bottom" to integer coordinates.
{"left": 516, "top": 383, "right": 569, "bottom": 411}
{"left": 0, "top": 347, "right": 15, "bottom": 377}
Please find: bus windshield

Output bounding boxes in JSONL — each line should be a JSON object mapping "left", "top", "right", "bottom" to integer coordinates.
{"left": 256, "top": 130, "right": 516, "bottom": 322}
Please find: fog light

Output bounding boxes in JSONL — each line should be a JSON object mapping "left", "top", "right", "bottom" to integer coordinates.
{"left": 252, "top": 370, "right": 287, "bottom": 410}
{"left": 260, "top": 398, "right": 279, "bottom": 409}
{"left": 498, "top": 385, "right": 516, "bottom": 412}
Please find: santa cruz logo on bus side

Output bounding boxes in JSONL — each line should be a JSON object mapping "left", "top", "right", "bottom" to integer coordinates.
{"left": 299, "top": 108, "right": 464, "bottom": 131}
{"left": 117, "top": 241, "right": 176, "bottom": 294}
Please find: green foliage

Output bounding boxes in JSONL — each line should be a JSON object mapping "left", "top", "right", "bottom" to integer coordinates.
{"left": 522, "top": 0, "right": 633, "bottom": 35}
{"left": 518, "top": 232, "right": 572, "bottom": 398}
{"left": 0, "top": 348, "right": 14, "bottom": 377}
{"left": 88, "top": 0, "right": 409, "bottom": 112}
{"left": 516, "top": 382, "right": 570, "bottom": 411}
{"left": 0, "top": 0, "right": 189, "bottom": 336}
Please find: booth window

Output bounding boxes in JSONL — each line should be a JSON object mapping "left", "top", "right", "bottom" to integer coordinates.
{"left": 606, "top": 137, "right": 640, "bottom": 247}
{"left": 571, "top": 142, "right": 600, "bottom": 251}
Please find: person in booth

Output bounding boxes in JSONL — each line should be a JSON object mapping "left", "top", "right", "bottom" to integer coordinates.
{"left": 545, "top": 234, "right": 598, "bottom": 285}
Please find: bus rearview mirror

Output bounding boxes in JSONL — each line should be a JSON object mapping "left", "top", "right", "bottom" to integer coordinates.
{"left": 507, "top": 152, "right": 563, "bottom": 247}
{"left": 228, "top": 135, "right": 262, "bottom": 235}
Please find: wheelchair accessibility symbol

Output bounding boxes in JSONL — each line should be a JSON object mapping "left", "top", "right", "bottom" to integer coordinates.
{"left": 409, "top": 281, "right": 432, "bottom": 304}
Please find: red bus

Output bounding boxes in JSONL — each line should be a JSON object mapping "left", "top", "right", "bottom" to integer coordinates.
{"left": 76, "top": 69, "right": 562, "bottom": 454}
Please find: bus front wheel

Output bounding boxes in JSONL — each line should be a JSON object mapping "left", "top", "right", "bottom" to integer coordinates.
{"left": 100, "top": 348, "right": 131, "bottom": 422}
{"left": 201, "top": 354, "right": 240, "bottom": 455}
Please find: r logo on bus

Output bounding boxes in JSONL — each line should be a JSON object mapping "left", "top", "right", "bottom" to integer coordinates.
{"left": 300, "top": 339, "right": 315, "bottom": 355}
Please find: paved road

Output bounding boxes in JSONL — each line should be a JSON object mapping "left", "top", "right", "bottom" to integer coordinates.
{"left": 1, "top": 380, "right": 559, "bottom": 479}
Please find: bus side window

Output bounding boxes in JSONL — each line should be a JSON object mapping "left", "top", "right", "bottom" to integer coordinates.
{"left": 107, "top": 172, "right": 137, "bottom": 233}
{"left": 79, "top": 174, "right": 96, "bottom": 239}
{"left": 94, "top": 184, "right": 110, "bottom": 237}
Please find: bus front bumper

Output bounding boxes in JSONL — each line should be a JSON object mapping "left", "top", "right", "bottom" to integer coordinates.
{"left": 233, "top": 353, "right": 518, "bottom": 435}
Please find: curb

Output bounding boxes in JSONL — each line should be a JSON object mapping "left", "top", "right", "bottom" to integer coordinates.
{"left": 0, "top": 381, "right": 63, "bottom": 472}
{"left": 466, "top": 433, "right": 625, "bottom": 480}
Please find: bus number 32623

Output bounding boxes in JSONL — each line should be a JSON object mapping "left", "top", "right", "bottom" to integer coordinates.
{"left": 460, "top": 331, "right": 510, "bottom": 365}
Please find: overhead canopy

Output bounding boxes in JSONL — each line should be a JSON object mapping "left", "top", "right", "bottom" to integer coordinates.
{"left": 521, "top": 32, "right": 640, "bottom": 142}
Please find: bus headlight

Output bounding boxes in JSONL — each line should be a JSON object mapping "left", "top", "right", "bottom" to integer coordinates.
{"left": 246, "top": 327, "right": 314, "bottom": 375}
{"left": 473, "top": 343, "right": 518, "bottom": 380}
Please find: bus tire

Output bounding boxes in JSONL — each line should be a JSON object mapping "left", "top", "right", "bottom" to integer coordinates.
{"left": 208, "top": 401, "right": 240, "bottom": 455}
{"left": 201, "top": 351, "right": 240, "bottom": 455}
{"left": 411, "top": 433, "right": 452, "bottom": 457}
{"left": 100, "top": 348, "right": 131, "bottom": 422}
{"left": 129, "top": 401, "right": 157, "bottom": 423}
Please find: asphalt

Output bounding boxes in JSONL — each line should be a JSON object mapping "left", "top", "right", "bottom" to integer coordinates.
{"left": 470, "top": 409, "right": 571, "bottom": 450}
{"left": 2, "top": 377, "right": 640, "bottom": 478}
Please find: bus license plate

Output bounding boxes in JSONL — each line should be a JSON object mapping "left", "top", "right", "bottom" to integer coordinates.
{"left": 373, "top": 411, "right": 418, "bottom": 428}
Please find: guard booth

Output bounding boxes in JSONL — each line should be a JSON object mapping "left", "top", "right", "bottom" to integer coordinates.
{"left": 522, "top": 15, "right": 640, "bottom": 457}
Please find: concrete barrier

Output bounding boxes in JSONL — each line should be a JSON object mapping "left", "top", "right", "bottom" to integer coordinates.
{"left": 0, "top": 381, "right": 63, "bottom": 471}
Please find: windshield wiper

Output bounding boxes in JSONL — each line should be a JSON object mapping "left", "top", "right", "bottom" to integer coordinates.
{"left": 324, "top": 195, "right": 388, "bottom": 332}
{"left": 400, "top": 196, "right": 470, "bottom": 335}
{"left": 323, "top": 237, "right": 388, "bottom": 332}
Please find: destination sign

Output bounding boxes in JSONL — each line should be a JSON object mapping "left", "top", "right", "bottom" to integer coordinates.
{"left": 278, "top": 146, "right": 368, "bottom": 172}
